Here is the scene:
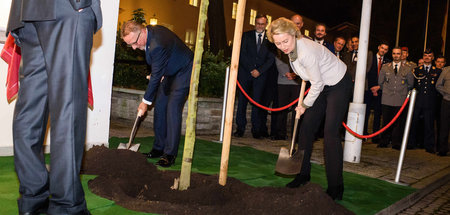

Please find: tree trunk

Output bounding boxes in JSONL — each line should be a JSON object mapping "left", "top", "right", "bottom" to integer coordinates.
{"left": 207, "top": 0, "right": 229, "bottom": 56}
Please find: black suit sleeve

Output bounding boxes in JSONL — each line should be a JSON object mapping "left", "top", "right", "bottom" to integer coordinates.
{"left": 256, "top": 42, "right": 275, "bottom": 75}
{"left": 144, "top": 46, "right": 170, "bottom": 103}
{"left": 239, "top": 32, "right": 253, "bottom": 73}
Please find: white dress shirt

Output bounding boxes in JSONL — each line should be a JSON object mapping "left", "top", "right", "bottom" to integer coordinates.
{"left": 255, "top": 31, "right": 265, "bottom": 44}
{"left": 290, "top": 38, "right": 347, "bottom": 107}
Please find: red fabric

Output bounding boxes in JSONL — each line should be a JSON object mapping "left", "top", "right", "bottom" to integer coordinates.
{"left": 377, "top": 57, "right": 382, "bottom": 75}
{"left": 1, "top": 34, "right": 94, "bottom": 109}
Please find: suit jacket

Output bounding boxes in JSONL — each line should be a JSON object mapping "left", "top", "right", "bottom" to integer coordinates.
{"left": 413, "top": 65, "right": 442, "bottom": 108}
{"left": 143, "top": 25, "right": 194, "bottom": 103}
{"left": 342, "top": 49, "right": 373, "bottom": 86}
{"left": 367, "top": 54, "right": 391, "bottom": 89}
{"left": 238, "top": 30, "right": 276, "bottom": 80}
{"left": 7, "top": 0, "right": 102, "bottom": 34}
{"left": 378, "top": 62, "right": 414, "bottom": 106}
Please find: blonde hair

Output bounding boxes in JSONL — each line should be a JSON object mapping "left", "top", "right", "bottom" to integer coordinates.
{"left": 266, "top": 17, "right": 302, "bottom": 43}
{"left": 120, "top": 20, "right": 145, "bottom": 38}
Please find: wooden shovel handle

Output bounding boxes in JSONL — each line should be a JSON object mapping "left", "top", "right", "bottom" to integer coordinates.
{"left": 295, "top": 80, "right": 307, "bottom": 119}
{"left": 289, "top": 80, "right": 307, "bottom": 156}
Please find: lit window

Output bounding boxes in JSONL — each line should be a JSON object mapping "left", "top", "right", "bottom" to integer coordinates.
{"left": 250, "top": 9, "right": 257, "bottom": 25}
{"left": 232, "top": 2, "right": 238, "bottom": 19}
{"left": 189, "top": 0, "right": 198, "bottom": 7}
{"left": 185, "top": 29, "right": 196, "bottom": 49}
{"left": 266, "top": 15, "right": 272, "bottom": 29}
{"left": 304, "top": 30, "right": 310, "bottom": 37}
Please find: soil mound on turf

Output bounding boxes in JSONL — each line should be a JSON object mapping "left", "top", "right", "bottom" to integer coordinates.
{"left": 82, "top": 146, "right": 354, "bottom": 215}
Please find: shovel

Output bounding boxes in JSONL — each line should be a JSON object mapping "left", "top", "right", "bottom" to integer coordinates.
{"left": 117, "top": 110, "right": 144, "bottom": 152}
{"left": 275, "top": 80, "right": 306, "bottom": 175}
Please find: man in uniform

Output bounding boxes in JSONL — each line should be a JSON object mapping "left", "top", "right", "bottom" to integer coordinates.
{"left": 408, "top": 49, "right": 442, "bottom": 153}
{"left": 377, "top": 47, "right": 414, "bottom": 149}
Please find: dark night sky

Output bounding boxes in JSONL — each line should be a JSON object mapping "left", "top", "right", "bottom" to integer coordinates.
{"left": 269, "top": 0, "right": 449, "bottom": 62}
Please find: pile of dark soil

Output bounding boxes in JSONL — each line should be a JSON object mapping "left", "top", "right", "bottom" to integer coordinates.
{"left": 82, "top": 146, "right": 354, "bottom": 215}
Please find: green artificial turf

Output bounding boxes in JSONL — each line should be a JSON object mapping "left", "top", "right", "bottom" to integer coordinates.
{"left": 0, "top": 136, "right": 416, "bottom": 215}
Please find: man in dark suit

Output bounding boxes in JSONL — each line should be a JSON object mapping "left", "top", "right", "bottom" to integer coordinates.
{"left": 7, "top": 0, "right": 102, "bottom": 214}
{"left": 329, "top": 36, "right": 346, "bottom": 59}
{"left": 342, "top": 36, "right": 373, "bottom": 83}
{"left": 409, "top": 49, "right": 442, "bottom": 153}
{"left": 121, "top": 21, "right": 193, "bottom": 167}
{"left": 234, "top": 14, "right": 276, "bottom": 139}
{"left": 313, "top": 23, "right": 333, "bottom": 51}
{"left": 364, "top": 42, "right": 390, "bottom": 140}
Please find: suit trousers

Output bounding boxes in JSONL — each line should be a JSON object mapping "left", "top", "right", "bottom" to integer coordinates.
{"left": 12, "top": 1, "right": 96, "bottom": 214}
{"left": 380, "top": 105, "right": 405, "bottom": 147}
{"left": 364, "top": 90, "right": 382, "bottom": 135}
{"left": 297, "top": 73, "right": 352, "bottom": 188}
{"left": 408, "top": 105, "right": 436, "bottom": 152}
{"left": 236, "top": 73, "right": 269, "bottom": 134}
{"left": 273, "top": 84, "right": 300, "bottom": 137}
{"left": 438, "top": 99, "right": 450, "bottom": 154}
{"left": 153, "top": 62, "right": 191, "bottom": 156}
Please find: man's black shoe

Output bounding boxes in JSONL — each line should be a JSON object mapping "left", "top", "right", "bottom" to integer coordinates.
{"left": 437, "top": 152, "right": 447, "bottom": 157}
{"left": 260, "top": 131, "right": 270, "bottom": 138}
{"left": 271, "top": 135, "right": 287, "bottom": 140}
{"left": 286, "top": 174, "right": 310, "bottom": 188}
{"left": 392, "top": 145, "right": 401, "bottom": 150}
{"left": 144, "top": 149, "right": 163, "bottom": 159}
{"left": 426, "top": 149, "right": 436, "bottom": 154}
{"left": 233, "top": 130, "right": 244, "bottom": 137}
{"left": 252, "top": 133, "right": 263, "bottom": 139}
{"left": 156, "top": 154, "right": 176, "bottom": 167}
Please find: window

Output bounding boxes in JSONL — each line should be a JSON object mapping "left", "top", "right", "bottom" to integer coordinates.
{"left": 266, "top": 15, "right": 272, "bottom": 29}
{"left": 189, "top": 0, "right": 198, "bottom": 7}
{"left": 185, "top": 30, "right": 196, "bottom": 49}
{"left": 232, "top": 2, "right": 238, "bottom": 19}
{"left": 304, "top": 30, "right": 310, "bottom": 37}
{"left": 249, "top": 9, "right": 257, "bottom": 25}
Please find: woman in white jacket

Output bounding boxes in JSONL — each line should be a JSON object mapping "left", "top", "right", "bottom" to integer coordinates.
{"left": 267, "top": 17, "right": 352, "bottom": 200}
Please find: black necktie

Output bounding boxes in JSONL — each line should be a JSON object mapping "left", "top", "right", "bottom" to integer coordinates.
{"left": 394, "top": 64, "right": 398, "bottom": 75}
{"left": 257, "top": 33, "right": 262, "bottom": 52}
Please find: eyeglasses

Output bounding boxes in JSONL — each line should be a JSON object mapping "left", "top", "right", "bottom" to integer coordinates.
{"left": 127, "top": 32, "right": 141, "bottom": 47}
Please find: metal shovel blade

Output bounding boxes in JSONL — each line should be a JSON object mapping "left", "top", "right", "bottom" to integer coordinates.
{"left": 117, "top": 115, "right": 143, "bottom": 152}
{"left": 118, "top": 142, "right": 141, "bottom": 151}
{"left": 275, "top": 147, "right": 304, "bottom": 175}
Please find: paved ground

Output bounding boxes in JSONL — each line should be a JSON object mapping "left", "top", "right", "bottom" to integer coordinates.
{"left": 109, "top": 118, "right": 450, "bottom": 214}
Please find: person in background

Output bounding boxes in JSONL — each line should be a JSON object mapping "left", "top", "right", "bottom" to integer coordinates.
{"left": 435, "top": 56, "right": 450, "bottom": 156}
{"left": 290, "top": 14, "right": 312, "bottom": 40}
{"left": 434, "top": 55, "right": 447, "bottom": 156}
{"left": 267, "top": 17, "right": 352, "bottom": 200}
{"left": 364, "top": 42, "right": 390, "bottom": 142}
{"left": 234, "top": 14, "right": 276, "bottom": 139}
{"left": 408, "top": 49, "right": 442, "bottom": 153}
{"left": 329, "top": 36, "right": 346, "bottom": 60}
{"left": 377, "top": 47, "right": 413, "bottom": 149}
{"left": 313, "top": 23, "right": 333, "bottom": 51}
{"left": 271, "top": 50, "right": 301, "bottom": 140}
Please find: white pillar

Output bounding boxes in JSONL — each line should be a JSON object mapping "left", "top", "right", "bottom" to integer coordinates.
{"left": 0, "top": 0, "right": 120, "bottom": 155}
{"left": 343, "top": 0, "right": 372, "bottom": 163}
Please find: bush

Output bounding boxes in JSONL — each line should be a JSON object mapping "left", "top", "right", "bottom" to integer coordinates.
{"left": 113, "top": 48, "right": 229, "bottom": 98}
{"left": 198, "top": 50, "right": 229, "bottom": 98}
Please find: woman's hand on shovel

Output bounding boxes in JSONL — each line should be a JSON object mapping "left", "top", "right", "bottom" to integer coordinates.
{"left": 295, "top": 105, "right": 306, "bottom": 119}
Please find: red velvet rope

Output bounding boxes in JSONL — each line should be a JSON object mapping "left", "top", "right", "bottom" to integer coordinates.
{"left": 342, "top": 94, "right": 410, "bottom": 139}
{"left": 236, "top": 80, "right": 309, "bottom": 112}
{"left": 236, "top": 79, "right": 410, "bottom": 139}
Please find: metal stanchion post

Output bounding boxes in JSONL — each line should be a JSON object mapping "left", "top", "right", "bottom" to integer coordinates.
{"left": 394, "top": 89, "right": 417, "bottom": 184}
{"left": 219, "top": 66, "right": 230, "bottom": 142}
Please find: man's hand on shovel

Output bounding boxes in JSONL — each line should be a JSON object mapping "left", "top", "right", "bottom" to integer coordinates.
{"left": 138, "top": 102, "right": 154, "bottom": 116}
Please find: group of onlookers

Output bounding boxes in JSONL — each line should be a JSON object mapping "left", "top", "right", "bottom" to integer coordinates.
{"left": 233, "top": 13, "right": 449, "bottom": 157}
